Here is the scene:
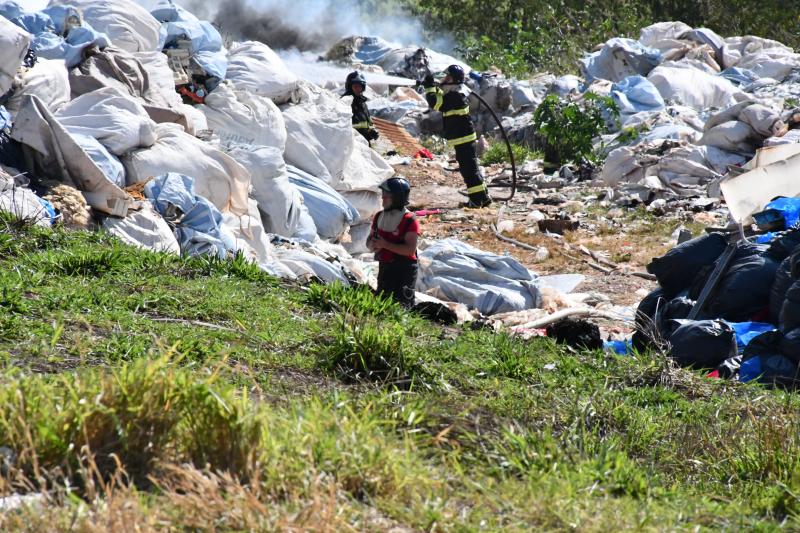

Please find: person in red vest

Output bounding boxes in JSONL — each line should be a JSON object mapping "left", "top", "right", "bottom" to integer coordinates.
{"left": 367, "top": 177, "right": 419, "bottom": 307}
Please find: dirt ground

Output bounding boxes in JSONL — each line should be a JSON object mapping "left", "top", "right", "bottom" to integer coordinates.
{"left": 395, "top": 157, "right": 727, "bottom": 309}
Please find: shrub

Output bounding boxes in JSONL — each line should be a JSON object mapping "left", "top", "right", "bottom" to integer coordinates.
{"left": 481, "top": 141, "right": 541, "bottom": 166}
{"left": 532, "top": 93, "right": 616, "bottom": 166}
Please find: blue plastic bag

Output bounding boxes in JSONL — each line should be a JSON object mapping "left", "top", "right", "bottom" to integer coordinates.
{"left": 611, "top": 75, "right": 665, "bottom": 115}
{"left": 604, "top": 339, "right": 631, "bottom": 355}
{"left": 727, "top": 322, "right": 776, "bottom": 349}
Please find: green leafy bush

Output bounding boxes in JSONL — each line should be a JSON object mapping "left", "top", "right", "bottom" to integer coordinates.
{"left": 481, "top": 141, "right": 541, "bottom": 166}
{"left": 532, "top": 93, "right": 616, "bottom": 166}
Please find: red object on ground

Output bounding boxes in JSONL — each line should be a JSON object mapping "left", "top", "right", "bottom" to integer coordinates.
{"left": 414, "top": 149, "right": 434, "bottom": 160}
{"left": 415, "top": 209, "right": 443, "bottom": 217}
{"left": 706, "top": 369, "right": 721, "bottom": 379}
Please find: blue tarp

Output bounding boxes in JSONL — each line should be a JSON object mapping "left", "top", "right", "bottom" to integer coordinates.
{"left": 72, "top": 134, "right": 125, "bottom": 188}
{"left": 766, "top": 197, "right": 800, "bottom": 229}
{"left": 604, "top": 339, "right": 632, "bottom": 355}
{"left": 727, "top": 322, "right": 776, "bottom": 349}
{"left": 286, "top": 165, "right": 359, "bottom": 240}
{"left": 740, "top": 354, "right": 797, "bottom": 383}
{"left": 611, "top": 75, "right": 665, "bottom": 115}
{"left": 152, "top": 1, "right": 227, "bottom": 79}
{"left": 145, "top": 173, "right": 233, "bottom": 259}
{"left": 0, "top": 2, "right": 110, "bottom": 69}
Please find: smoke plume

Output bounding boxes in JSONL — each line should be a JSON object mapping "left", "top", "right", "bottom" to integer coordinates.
{"left": 182, "top": 0, "right": 439, "bottom": 52}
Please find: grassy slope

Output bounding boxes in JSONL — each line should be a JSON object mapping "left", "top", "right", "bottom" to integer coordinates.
{"left": 0, "top": 216, "right": 799, "bottom": 531}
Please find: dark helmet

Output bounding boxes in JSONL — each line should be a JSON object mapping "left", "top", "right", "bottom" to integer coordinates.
{"left": 345, "top": 70, "right": 367, "bottom": 94}
{"left": 445, "top": 64, "right": 465, "bottom": 84}
{"left": 379, "top": 176, "right": 411, "bottom": 209}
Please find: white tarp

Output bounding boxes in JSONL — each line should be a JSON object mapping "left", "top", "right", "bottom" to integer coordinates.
{"left": 648, "top": 65, "right": 744, "bottom": 109}
{"left": 11, "top": 94, "right": 131, "bottom": 215}
{"left": 0, "top": 15, "right": 31, "bottom": 96}
{"left": 227, "top": 145, "right": 306, "bottom": 238}
{"left": 4, "top": 59, "right": 70, "bottom": 115}
{"left": 226, "top": 41, "right": 298, "bottom": 104}
{"left": 417, "top": 239, "right": 542, "bottom": 316}
{"left": 103, "top": 202, "right": 180, "bottom": 254}
{"left": 50, "top": 0, "right": 162, "bottom": 53}
{"left": 197, "top": 82, "right": 287, "bottom": 151}
{"left": 123, "top": 123, "right": 250, "bottom": 216}
{"left": 55, "top": 87, "right": 157, "bottom": 155}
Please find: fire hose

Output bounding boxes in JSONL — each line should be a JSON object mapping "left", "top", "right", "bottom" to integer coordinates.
{"left": 416, "top": 81, "right": 518, "bottom": 202}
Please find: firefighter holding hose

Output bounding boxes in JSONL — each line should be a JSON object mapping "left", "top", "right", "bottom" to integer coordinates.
{"left": 423, "top": 65, "right": 492, "bottom": 208}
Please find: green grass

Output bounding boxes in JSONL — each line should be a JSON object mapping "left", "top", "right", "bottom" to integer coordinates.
{"left": 0, "top": 218, "right": 800, "bottom": 530}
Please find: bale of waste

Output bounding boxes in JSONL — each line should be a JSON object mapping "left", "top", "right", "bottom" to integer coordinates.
{"left": 103, "top": 202, "right": 180, "bottom": 254}
{"left": 286, "top": 165, "right": 358, "bottom": 241}
{"left": 54, "top": 0, "right": 162, "bottom": 53}
{"left": 226, "top": 41, "right": 298, "bottom": 104}
{"left": 4, "top": 58, "right": 70, "bottom": 114}
{"left": 0, "top": 15, "right": 31, "bottom": 96}
{"left": 668, "top": 319, "right": 737, "bottom": 368}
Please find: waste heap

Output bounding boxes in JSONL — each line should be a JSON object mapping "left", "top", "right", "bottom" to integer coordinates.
{"left": 0, "top": 0, "right": 584, "bottom": 323}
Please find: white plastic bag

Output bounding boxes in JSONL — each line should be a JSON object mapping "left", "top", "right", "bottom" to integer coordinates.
{"left": 103, "top": 203, "right": 180, "bottom": 254}
{"left": 648, "top": 65, "right": 744, "bottom": 110}
{"left": 340, "top": 135, "right": 394, "bottom": 191}
{"left": 49, "top": 0, "right": 162, "bottom": 53}
{"left": 282, "top": 87, "right": 354, "bottom": 187}
{"left": 198, "top": 82, "right": 287, "bottom": 151}
{"left": 4, "top": 59, "right": 70, "bottom": 115}
{"left": 226, "top": 41, "right": 298, "bottom": 104}
{"left": 227, "top": 145, "right": 304, "bottom": 237}
{"left": 55, "top": 87, "right": 157, "bottom": 155}
{"left": 123, "top": 123, "right": 251, "bottom": 216}
{"left": 0, "top": 16, "right": 31, "bottom": 96}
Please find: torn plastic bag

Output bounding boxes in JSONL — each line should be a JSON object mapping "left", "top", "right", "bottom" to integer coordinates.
{"left": 0, "top": 185, "right": 54, "bottom": 226}
{"left": 286, "top": 165, "right": 358, "bottom": 240}
{"left": 55, "top": 87, "right": 157, "bottom": 155}
{"left": 759, "top": 198, "right": 800, "bottom": 232}
{"left": 123, "top": 123, "right": 250, "bottom": 216}
{"left": 10, "top": 94, "right": 131, "bottom": 215}
{"left": 610, "top": 75, "right": 665, "bottom": 115}
{"left": 770, "top": 257, "right": 794, "bottom": 324}
{"left": 103, "top": 202, "right": 179, "bottom": 254}
{"left": 227, "top": 145, "right": 304, "bottom": 238}
{"left": 33, "top": 23, "right": 111, "bottom": 69}
{"left": 3, "top": 58, "right": 70, "bottom": 115}
{"left": 71, "top": 133, "right": 124, "bottom": 187}
{"left": 197, "top": 82, "right": 287, "bottom": 151}
{"left": 51, "top": 0, "right": 162, "bottom": 53}
{"left": 668, "top": 319, "right": 737, "bottom": 369}
{"left": 0, "top": 15, "right": 31, "bottom": 96}
{"left": 657, "top": 295, "right": 696, "bottom": 338}
{"left": 581, "top": 38, "right": 661, "bottom": 83}
{"left": 0, "top": 3, "right": 54, "bottom": 34}
{"left": 647, "top": 233, "right": 727, "bottom": 295}
{"left": 689, "top": 243, "right": 779, "bottom": 322}
{"left": 144, "top": 172, "right": 233, "bottom": 259}
{"left": 417, "top": 238, "right": 541, "bottom": 316}
{"left": 226, "top": 41, "right": 298, "bottom": 104}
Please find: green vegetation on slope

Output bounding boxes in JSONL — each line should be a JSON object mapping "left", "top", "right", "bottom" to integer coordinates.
{"left": 0, "top": 216, "right": 800, "bottom": 530}
{"left": 390, "top": 0, "right": 799, "bottom": 76}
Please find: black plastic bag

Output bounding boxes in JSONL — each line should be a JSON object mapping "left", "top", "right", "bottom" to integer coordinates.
{"left": 781, "top": 328, "right": 800, "bottom": 365}
{"left": 766, "top": 228, "right": 800, "bottom": 261}
{"left": 716, "top": 355, "right": 743, "bottom": 379}
{"left": 633, "top": 289, "right": 666, "bottom": 352}
{"left": 668, "top": 319, "right": 737, "bottom": 368}
{"left": 647, "top": 233, "right": 728, "bottom": 296}
{"left": 780, "top": 281, "right": 800, "bottom": 332}
{"left": 546, "top": 318, "right": 603, "bottom": 351}
{"left": 657, "top": 296, "right": 696, "bottom": 337}
{"left": 770, "top": 257, "right": 794, "bottom": 324}
{"left": 689, "top": 243, "right": 779, "bottom": 322}
{"left": 743, "top": 330, "right": 783, "bottom": 358}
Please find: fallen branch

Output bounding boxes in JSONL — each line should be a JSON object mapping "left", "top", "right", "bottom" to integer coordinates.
{"left": 148, "top": 317, "right": 238, "bottom": 332}
{"left": 512, "top": 307, "right": 629, "bottom": 329}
